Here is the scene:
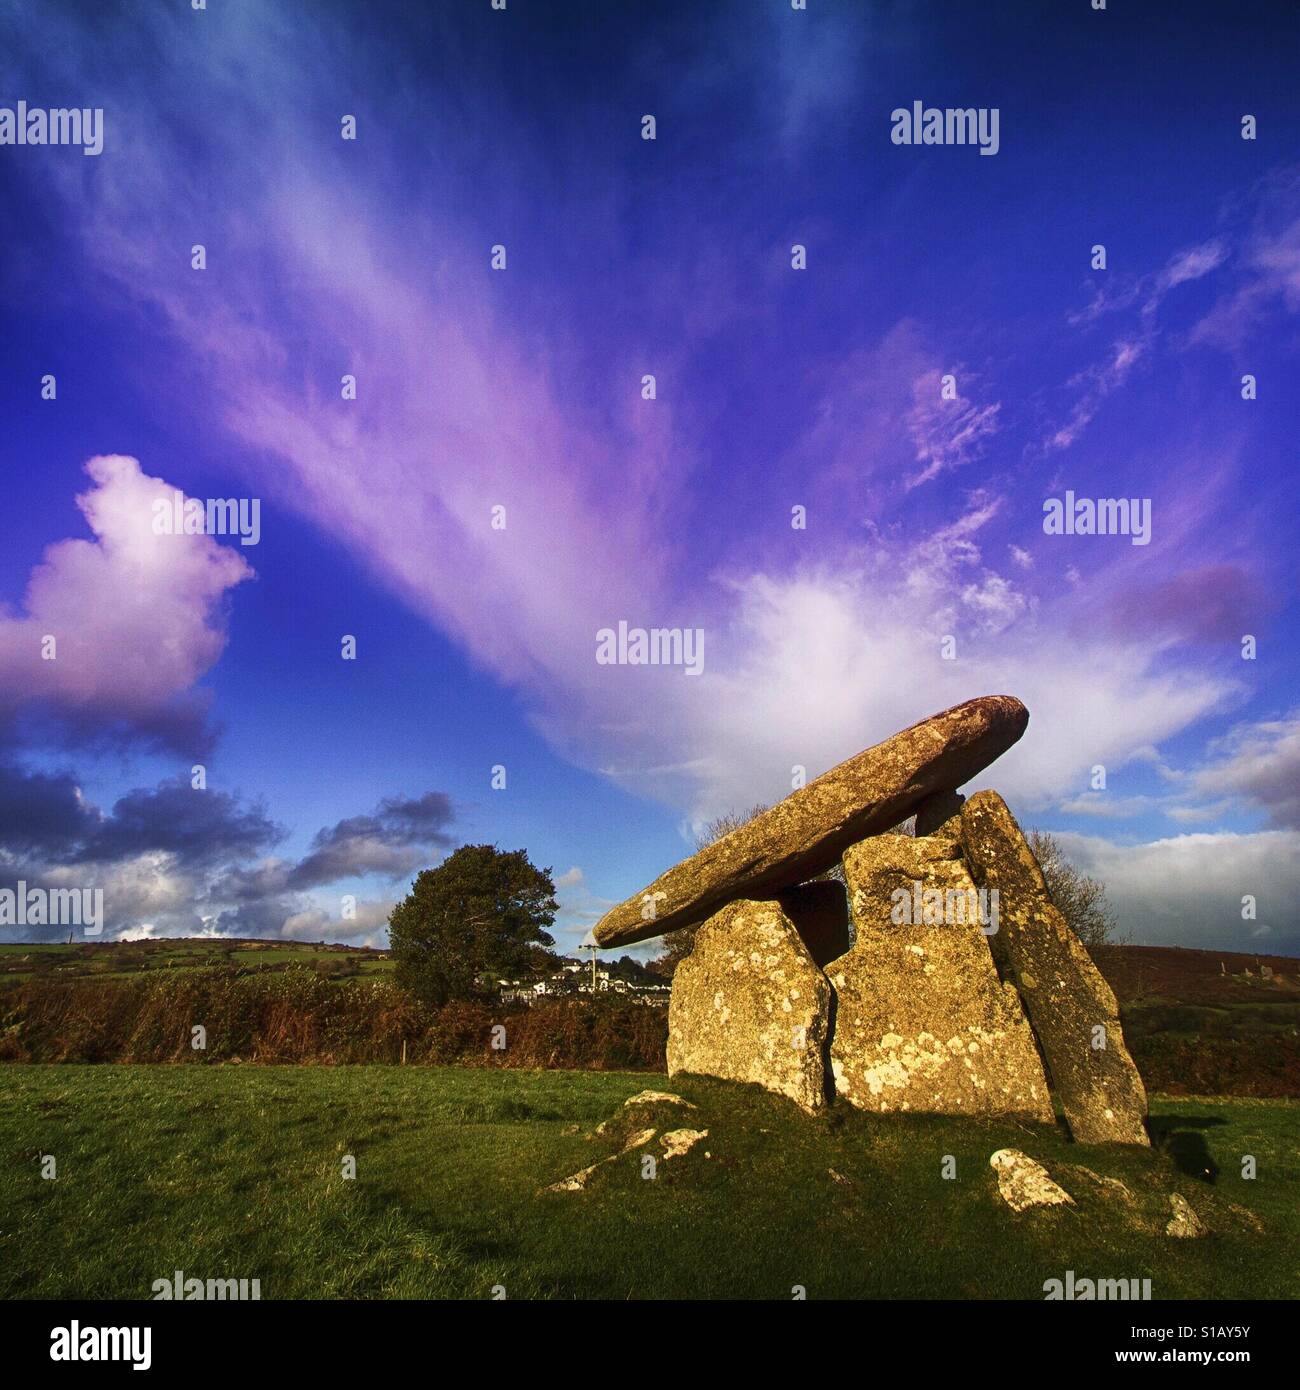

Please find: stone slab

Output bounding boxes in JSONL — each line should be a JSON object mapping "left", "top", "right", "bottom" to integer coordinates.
{"left": 596, "top": 696, "right": 1029, "bottom": 947}
{"left": 667, "top": 898, "right": 832, "bottom": 1113}
{"left": 830, "top": 834, "right": 1054, "bottom": 1120}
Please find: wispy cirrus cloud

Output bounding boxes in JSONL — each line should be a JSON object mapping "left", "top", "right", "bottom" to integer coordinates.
{"left": 3, "top": 0, "right": 1288, "bottom": 915}
{"left": 1046, "top": 237, "right": 1230, "bottom": 454}
{"left": 906, "top": 368, "right": 1002, "bottom": 486}
{"left": 24, "top": 78, "right": 1242, "bottom": 834}
{"left": 1192, "top": 172, "right": 1300, "bottom": 349}
{"left": 1042, "top": 336, "right": 1148, "bottom": 453}
{"left": 1069, "top": 237, "right": 1229, "bottom": 327}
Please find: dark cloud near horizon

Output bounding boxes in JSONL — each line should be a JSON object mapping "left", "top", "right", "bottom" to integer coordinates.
{"left": 287, "top": 791, "right": 455, "bottom": 889}
{"left": 0, "top": 695, "right": 221, "bottom": 764}
{"left": 83, "top": 778, "right": 283, "bottom": 869}
{"left": 0, "top": 760, "right": 100, "bottom": 858}
{"left": 206, "top": 894, "right": 304, "bottom": 939}
{"left": 0, "top": 763, "right": 282, "bottom": 870}
{"left": 0, "top": 761, "right": 456, "bottom": 943}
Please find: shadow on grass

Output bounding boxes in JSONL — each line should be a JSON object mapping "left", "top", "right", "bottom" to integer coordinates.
{"left": 1148, "top": 1113, "right": 1227, "bottom": 1183}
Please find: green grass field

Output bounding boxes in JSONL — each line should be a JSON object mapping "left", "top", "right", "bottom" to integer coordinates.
{"left": 0, "top": 939, "right": 393, "bottom": 986}
{"left": 1, "top": 1064, "right": 1294, "bottom": 1300}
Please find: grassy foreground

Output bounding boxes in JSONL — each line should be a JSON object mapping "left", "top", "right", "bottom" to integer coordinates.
{"left": 1, "top": 1064, "right": 1295, "bottom": 1300}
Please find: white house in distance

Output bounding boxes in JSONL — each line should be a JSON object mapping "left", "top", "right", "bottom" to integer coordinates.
{"left": 497, "top": 957, "right": 670, "bottom": 1006}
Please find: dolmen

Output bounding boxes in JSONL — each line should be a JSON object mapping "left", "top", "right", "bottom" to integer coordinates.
{"left": 593, "top": 696, "right": 1149, "bottom": 1145}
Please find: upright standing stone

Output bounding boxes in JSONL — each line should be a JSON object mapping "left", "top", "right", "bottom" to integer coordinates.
{"left": 595, "top": 695, "right": 1030, "bottom": 948}
{"left": 667, "top": 899, "right": 831, "bottom": 1112}
{"left": 960, "top": 791, "right": 1149, "bottom": 1145}
{"left": 831, "top": 835, "right": 1053, "bottom": 1120}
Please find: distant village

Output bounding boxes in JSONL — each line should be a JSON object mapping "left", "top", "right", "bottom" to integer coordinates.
{"left": 498, "top": 956, "right": 671, "bottom": 1007}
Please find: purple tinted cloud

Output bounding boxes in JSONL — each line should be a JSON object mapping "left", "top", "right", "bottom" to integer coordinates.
{"left": 8, "top": 1, "right": 1286, "bottom": 835}
{"left": 1109, "top": 564, "right": 1264, "bottom": 645}
{"left": 0, "top": 456, "right": 251, "bottom": 755}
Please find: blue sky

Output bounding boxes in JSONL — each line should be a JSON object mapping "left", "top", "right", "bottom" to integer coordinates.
{"left": 1, "top": 0, "right": 1298, "bottom": 955}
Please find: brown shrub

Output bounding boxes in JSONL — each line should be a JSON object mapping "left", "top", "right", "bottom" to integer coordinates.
{"left": 1128, "top": 1033, "right": 1300, "bottom": 1099}
{"left": 0, "top": 967, "right": 666, "bottom": 1070}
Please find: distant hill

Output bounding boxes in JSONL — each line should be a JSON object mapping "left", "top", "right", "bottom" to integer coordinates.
{"left": 1097, "top": 943, "right": 1300, "bottom": 1006}
{"left": 0, "top": 937, "right": 393, "bottom": 985}
{"left": 1095, "top": 944, "right": 1300, "bottom": 1098}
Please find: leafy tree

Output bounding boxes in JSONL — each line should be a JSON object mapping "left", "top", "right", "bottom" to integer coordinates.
{"left": 1028, "top": 829, "right": 1123, "bottom": 953}
{"left": 648, "top": 928, "right": 695, "bottom": 980}
{"left": 389, "top": 845, "right": 558, "bottom": 1006}
{"left": 519, "top": 941, "right": 565, "bottom": 977}
{"left": 604, "top": 954, "right": 659, "bottom": 985}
